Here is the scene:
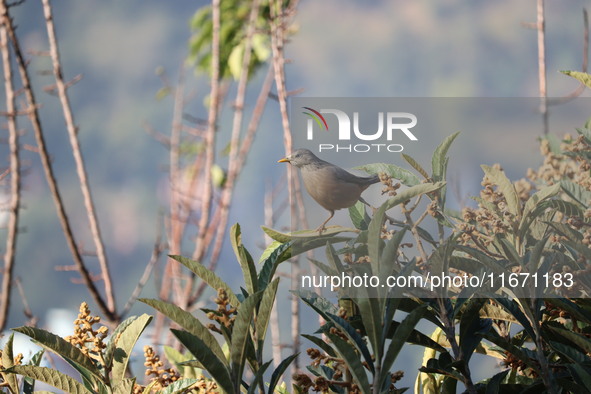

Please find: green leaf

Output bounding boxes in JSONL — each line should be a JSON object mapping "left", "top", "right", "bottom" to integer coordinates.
{"left": 325, "top": 332, "right": 371, "bottom": 394}
{"left": 378, "top": 305, "right": 427, "bottom": 389}
{"left": 230, "top": 292, "right": 262, "bottom": 389}
{"left": 5, "top": 365, "right": 87, "bottom": 394}
{"left": 567, "top": 364, "right": 591, "bottom": 391}
{"left": 432, "top": 131, "right": 460, "bottom": 181}
{"left": 247, "top": 360, "right": 272, "bottom": 394}
{"left": 255, "top": 278, "right": 280, "bottom": 352}
{"left": 349, "top": 200, "right": 371, "bottom": 230}
{"left": 139, "top": 299, "right": 225, "bottom": 362}
{"left": 269, "top": 354, "right": 299, "bottom": 394}
{"left": 521, "top": 183, "right": 561, "bottom": 221}
{"left": 355, "top": 296, "right": 382, "bottom": 362}
{"left": 258, "top": 240, "right": 283, "bottom": 264}
{"left": 261, "top": 226, "right": 292, "bottom": 243}
{"left": 561, "top": 70, "right": 591, "bottom": 89}
{"left": 258, "top": 242, "right": 291, "bottom": 290}
{"left": 171, "top": 329, "right": 233, "bottom": 394}
{"left": 368, "top": 200, "right": 387, "bottom": 277}
{"left": 354, "top": 162, "right": 420, "bottom": 186}
{"left": 322, "top": 313, "right": 374, "bottom": 374}
{"left": 459, "top": 298, "right": 490, "bottom": 363}
{"left": 23, "top": 350, "right": 44, "bottom": 394}
{"left": 231, "top": 224, "right": 258, "bottom": 295}
{"left": 547, "top": 325, "right": 591, "bottom": 354}
{"left": 301, "top": 334, "right": 337, "bottom": 358}
{"left": 112, "top": 378, "right": 136, "bottom": 394}
{"left": 160, "top": 378, "right": 200, "bottom": 394}
{"left": 169, "top": 255, "right": 240, "bottom": 307}
{"left": 385, "top": 182, "right": 446, "bottom": 211}
{"left": 484, "top": 370, "right": 510, "bottom": 394}
{"left": 402, "top": 153, "right": 430, "bottom": 179}
{"left": 481, "top": 165, "right": 520, "bottom": 218}
{"left": 12, "top": 326, "right": 103, "bottom": 380}
{"left": 2, "top": 333, "right": 19, "bottom": 393}
{"left": 110, "top": 314, "right": 152, "bottom": 386}
{"left": 561, "top": 179, "right": 591, "bottom": 207}
{"left": 105, "top": 315, "right": 135, "bottom": 371}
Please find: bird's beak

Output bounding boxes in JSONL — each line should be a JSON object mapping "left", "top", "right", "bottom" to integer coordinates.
{"left": 278, "top": 157, "right": 290, "bottom": 163}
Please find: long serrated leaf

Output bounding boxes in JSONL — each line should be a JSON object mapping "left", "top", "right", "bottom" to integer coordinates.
{"left": 230, "top": 292, "right": 262, "bottom": 389}
{"left": 403, "top": 153, "right": 430, "bottom": 179}
{"left": 326, "top": 332, "right": 371, "bottom": 394}
{"left": 169, "top": 255, "right": 240, "bottom": 307}
{"left": 139, "top": 299, "right": 225, "bottom": 362}
{"left": 258, "top": 240, "right": 283, "bottom": 264}
{"left": 112, "top": 378, "right": 136, "bottom": 394}
{"left": 481, "top": 165, "right": 520, "bottom": 218}
{"left": 354, "top": 162, "right": 420, "bottom": 186}
{"left": 385, "top": 182, "right": 446, "bottom": 211}
{"left": 301, "top": 334, "right": 337, "bottom": 358}
{"left": 6, "top": 365, "right": 87, "bottom": 394}
{"left": 247, "top": 360, "right": 272, "bottom": 394}
{"left": 105, "top": 315, "right": 136, "bottom": 371}
{"left": 378, "top": 305, "right": 427, "bottom": 389}
{"left": 159, "top": 378, "right": 200, "bottom": 394}
{"left": 255, "top": 278, "right": 280, "bottom": 351}
{"left": 561, "top": 70, "right": 591, "bottom": 88}
{"left": 522, "top": 183, "right": 561, "bottom": 220}
{"left": 349, "top": 200, "right": 370, "bottom": 230}
{"left": 547, "top": 325, "right": 591, "bottom": 354}
{"left": 322, "top": 313, "right": 374, "bottom": 373}
{"left": 231, "top": 224, "right": 258, "bottom": 295}
{"left": 432, "top": 131, "right": 460, "bottom": 181}
{"left": 110, "top": 314, "right": 152, "bottom": 386}
{"left": 258, "top": 241, "right": 291, "bottom": 290}
{"left": 171, "top": 329, "right": 233, "bottom": 393}
{"left": 368, "top": 200, "right": 387, "bottom": 277}
{"left": 261, "top": 226, "right": 291, "bottom": 243}
{"left": 12, "top": 326, "right": 103, "bottom": 380}
{"left": 269, "top": 353, "right": 299, "bottom": 394}
{"left": 459, "top": 299, "right": 490, "bottom": 363}
{"left": 355, "top": 296, "right": 382, "bottom": 362}
{"left": 2, "top": 333, "right": 19, "bottom": 393}
{"left": 561, "top": 179, "right": 591, "bottom": 207}
{"left": 23, "top": 350, "right": 44, "bottom": 394}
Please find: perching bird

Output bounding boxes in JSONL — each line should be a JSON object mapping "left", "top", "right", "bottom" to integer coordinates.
{"left": 278, "top": 149, "right": 380, "bottom": 233}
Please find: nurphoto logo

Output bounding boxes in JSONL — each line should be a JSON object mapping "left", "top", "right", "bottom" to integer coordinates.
{"left": 302, "top": 106, "right": 418, "bottom": 153}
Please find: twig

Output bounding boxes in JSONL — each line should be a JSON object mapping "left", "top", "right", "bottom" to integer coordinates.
{"left": 536, "top": 0, "right": 548, "bottom": 135}
{"left": 0, "top": 10, "right": 19, "bottom": 331}
{"left": 270, "top": 0, "right": 301, "bottom": 373}
{"left": 1, "top": 0, "right": 113, "bottom": 320}
{"left": 41, "top": 0, "right": 116, "bottom": 317}
{"left": 190, "top": 0, "right": 221, "bottom": 307}
{"left": 121, "top": 233, "right": 165, "bottom": 317}
{"left": 15, "top": 277, "right": 37, "bottom": 326}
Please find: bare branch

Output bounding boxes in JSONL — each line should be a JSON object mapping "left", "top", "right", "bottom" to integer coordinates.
{"left": 0, "top": 6, "right": 20, "bottom": 331}
{"left": 41, "top": 0, "right": 116, "bottom": 316}
{"left": 1, "top": 0, "right": 114, "bottom": 321}
{"left": 190, "top": 0, "right": 222, "bottom": 308}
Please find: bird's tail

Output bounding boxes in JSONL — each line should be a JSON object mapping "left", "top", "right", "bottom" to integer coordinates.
{"left": 364, "top": 174, "right": 380, "bottom": 185}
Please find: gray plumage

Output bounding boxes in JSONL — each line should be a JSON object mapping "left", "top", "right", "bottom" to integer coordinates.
{"left": 278, "top": 149, "right": 379, "bottom": 232}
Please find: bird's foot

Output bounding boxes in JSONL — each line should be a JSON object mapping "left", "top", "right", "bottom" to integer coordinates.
{"left": 315, "top": 225, "right": 327, "bottom": 235}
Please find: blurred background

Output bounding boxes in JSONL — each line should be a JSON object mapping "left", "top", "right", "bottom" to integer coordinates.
{"left": 1, "top": 0, "right": 591, "bottom": 387}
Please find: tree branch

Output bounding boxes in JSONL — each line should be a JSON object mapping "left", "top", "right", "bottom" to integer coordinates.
{"left": 41, "top": 0, "right": 116, "bottom": 316}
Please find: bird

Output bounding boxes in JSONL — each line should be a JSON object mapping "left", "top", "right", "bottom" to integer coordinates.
{"left": 278, "top": 149, "right": 380, "bottom": 233}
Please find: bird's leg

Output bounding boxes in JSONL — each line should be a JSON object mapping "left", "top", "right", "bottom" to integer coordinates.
{"left": 316, "top": 210, "right": 335, "bottom": 234}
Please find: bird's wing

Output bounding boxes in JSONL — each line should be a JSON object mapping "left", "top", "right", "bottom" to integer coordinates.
{"left": 330, "top": 165, "right": 379, "bottom": 186}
